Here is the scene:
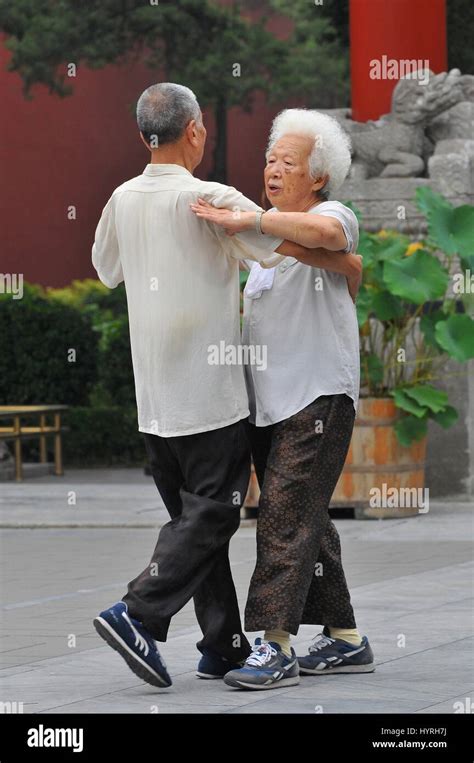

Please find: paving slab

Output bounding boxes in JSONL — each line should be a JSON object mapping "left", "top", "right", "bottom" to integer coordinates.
{"left": 0, "top": 470, "right": 472, "bottom": 714}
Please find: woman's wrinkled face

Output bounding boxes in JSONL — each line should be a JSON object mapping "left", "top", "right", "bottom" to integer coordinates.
{"left": 264, "top": 133, "right": 327, "bottom": 212}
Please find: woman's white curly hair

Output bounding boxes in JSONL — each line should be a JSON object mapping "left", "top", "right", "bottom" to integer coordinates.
{"left": 266, "top": 108, "right": 352, "bottom": 199}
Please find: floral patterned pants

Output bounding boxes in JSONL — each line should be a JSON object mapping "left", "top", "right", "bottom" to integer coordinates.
{"left": 245, "top": 394, "right": 357, "bottom": 634}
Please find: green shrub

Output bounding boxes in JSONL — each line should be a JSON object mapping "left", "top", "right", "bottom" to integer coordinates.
{"left": 63, "top": 406, "right": 145, "bottom": 465}
{"left": 0, "top": 288, "right": 98, "bottom": 405}
{"left": 95, "top": 316, "right": 135, "bottom": 407}
{"left": 46, "top": 278, "right": 110, "bottom": 309}
{"left": 47, "top": 280, "right": 128, "bottom": 321}
{"left": 48, "top": 280, "right": 135, "bottom": 407}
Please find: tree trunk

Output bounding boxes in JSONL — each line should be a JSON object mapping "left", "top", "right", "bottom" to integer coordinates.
{"left": 208, "top": 95, "right": 227, "bottom": 183}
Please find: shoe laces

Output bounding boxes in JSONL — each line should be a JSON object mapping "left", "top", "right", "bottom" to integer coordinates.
{"left": 245, "top": 642, "right": 277, "bottom": 667}
{"left": 308, "top": 632, "right": 335, "bottom": 654}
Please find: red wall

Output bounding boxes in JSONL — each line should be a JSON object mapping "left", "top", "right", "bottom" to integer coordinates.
{"left": 0, "top": 45, "right": 278, "bottom": 287}
{"left": 350, "top": 0, "right": 447, "bottom": 121}
{"left": 2, "top": 2, "right": 449, "bottom": 285}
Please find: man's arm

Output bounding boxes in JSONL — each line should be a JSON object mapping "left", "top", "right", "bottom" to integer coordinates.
{"left": 275, "top": 240, "right": 358, "bottom": 276}
{"left": 276, "top": 241, "right": 363, "bottom": 302}
{"left": 92, "top": 195, "right": 124, "bottom": 289}
{"left": 228, "top": 237, "right": 362, "bottom": 301}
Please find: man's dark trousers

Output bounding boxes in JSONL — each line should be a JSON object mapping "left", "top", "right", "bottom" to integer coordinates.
{"left": 122, "top": 420, "right": 252, "bottom": 663}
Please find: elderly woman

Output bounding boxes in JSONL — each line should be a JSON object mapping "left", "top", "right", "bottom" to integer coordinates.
{"left": 191, "top": 108, "right": 374, "bottom": 690}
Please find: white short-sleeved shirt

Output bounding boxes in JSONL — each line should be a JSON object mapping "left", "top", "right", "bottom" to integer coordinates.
{"left": 242, "top": 200, "right": 360, "bottom": 427}
{"left": 92, "top": 164, "right": 283, "bottom": 437}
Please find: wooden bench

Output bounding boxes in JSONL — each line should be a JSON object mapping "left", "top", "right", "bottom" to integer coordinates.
{"left": 0, "top": 405, "right": 69, "bottom": 481}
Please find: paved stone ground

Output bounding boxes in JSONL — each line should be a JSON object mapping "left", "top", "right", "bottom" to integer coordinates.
{"left": 0, "top": 469, "right": 473, "bottom": 714}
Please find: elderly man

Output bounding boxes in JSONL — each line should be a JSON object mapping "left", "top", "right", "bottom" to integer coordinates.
{"left": 191, "top": 109, "right": 375, "bottom": 690}
{"left": 91, "top": 84, "right": 362, "bottom": 689}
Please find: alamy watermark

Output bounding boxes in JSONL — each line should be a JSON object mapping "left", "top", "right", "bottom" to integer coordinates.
{"left": 208, "top": 341, "right": 267, "bottom": 371}
{"left": 453, "top": 270, "right": 474, "bottom": 293}
{"left": 369, "top": 484, "right": 429, "bottom": 514}
{"left": 0, "top": 273, "right": 23, "bottom": 299}
{"left": 369, "top": 56, "right": 430, "bottom": 85}
{"left": 0, "top": 700, "right": 24, "bottom": 713}
{"left": 27, "top": 724, "right": 83, "bottom": 753}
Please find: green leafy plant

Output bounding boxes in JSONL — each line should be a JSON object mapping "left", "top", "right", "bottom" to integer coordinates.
{"left": 353, "top": 187, "right": 474, "bottom": 446}
{"left": 0, "top": 285, "right": 99, "bottom": 406}
{"left": 47, "top": 279, "right": 127, "bottom": 324}
{"left": 47, "top": 280, "right": 134, "bottom": 405}
{"left": 63, "top": 406, "right": 143, "bottom": 466}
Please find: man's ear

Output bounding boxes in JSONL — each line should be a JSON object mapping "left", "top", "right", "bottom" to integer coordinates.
{"left": 185, "top": 119, "right": 200, "bottom": 147}
{"left": 139, "top": 132, "right": 152, "bottom": 151}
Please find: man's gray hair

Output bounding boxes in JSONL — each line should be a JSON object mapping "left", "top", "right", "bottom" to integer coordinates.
{"left": 266, "top": 108, "right": 352, "bottom": 199}
{"left": 136, "top": 83, "right": 201, "bottom": 146}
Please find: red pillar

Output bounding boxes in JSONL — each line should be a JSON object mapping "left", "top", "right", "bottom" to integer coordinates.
{"left": 350, "top": 0, "right": 447, "bottom": 122}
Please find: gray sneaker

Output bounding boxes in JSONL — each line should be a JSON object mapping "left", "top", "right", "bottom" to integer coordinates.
{"left": 298, "top": 629, "right": 375, "bottom": 675}
{"left": 224, "top": 638, "right": 300, "bottom": 690}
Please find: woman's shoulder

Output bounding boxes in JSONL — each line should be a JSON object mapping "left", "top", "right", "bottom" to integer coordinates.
{"left": 310, "top": 200, "right": 359, "bottom": 229}
{"left": 310, "top": 199, "right": 354, "bottom": 215}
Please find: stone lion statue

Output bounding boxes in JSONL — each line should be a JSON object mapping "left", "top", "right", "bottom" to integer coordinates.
{"left": 341, "top": 69, "right": 473, "bottom": 179}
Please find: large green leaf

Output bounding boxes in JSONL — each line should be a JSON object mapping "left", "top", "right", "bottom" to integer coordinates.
{"left": 383, "top": 249, "right": 448, "bottom": 304}
{"left": 392, "top": 389, "right": 428, "bottom": 418}
{"left": 415, "top": 186, "right": 451, "bottom": 217}
{"left": 356, "top": 286, "right": 372, "bottom": 326}
{"left": 394, "top": 414, "right": 428, "bottom": 446}
{"left": 370, "top": 261, "right": 386, "bottom": 289}
{"left": 435, "top": 314, "right": 474, "bottom": 361}
{"left": 428, "top": 204, "right": 474, "bottom": 262}
{"left": 420, "top": 309, "right": 447, "bottom": 350}
{"left": 430, "top": 405, "right": 458, "bottom": 429}
{"left": 416, "top": 188, "right": 474, "bottom": 265}
{"left": 371, "top": 291, "right": 404, "bottom": 321}
{"left": 425, "top": 205, "right": 458, "bottom": 255}
{"left": 451, "top": 206, "right": 474, "bottom": 269}
{"left": 357, "top": 229, "right": 377, "bottom": 268}
{"left": 403, "top": 384, "right": 448, "bottom": 414}
{"left": 361, "top": 353, "right": 384, "bottom": 386}
{"left": 375, "top": 235, "right": 411, "bottom": 262}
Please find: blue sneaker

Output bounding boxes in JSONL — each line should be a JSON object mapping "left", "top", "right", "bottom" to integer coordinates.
{"left": 196, "top": 648, "right": 244, "bottom": 679}
{"left": 223, "top": 638, "right": 300, "bottom": 690}
{"left": 93, "top": 601, "right": 172, "bottom": 688}
{"left": 298, "top": 628, "right": 375, "bottom": 675}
